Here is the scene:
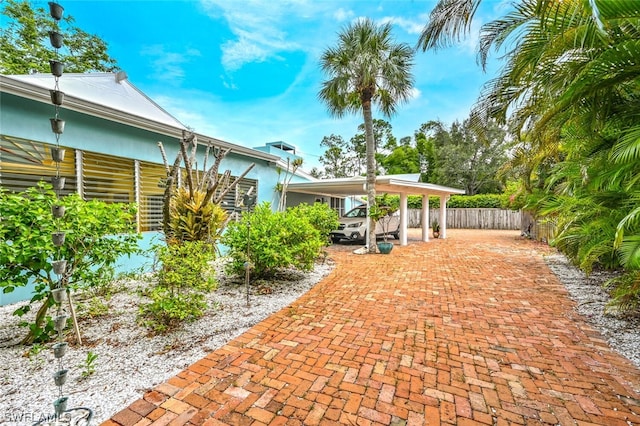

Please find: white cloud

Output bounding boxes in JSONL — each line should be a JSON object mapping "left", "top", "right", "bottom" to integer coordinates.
{"left": 409, "top": 87, "right": 421, "bottom": 101}
{"left": 379, "top": 15, "right": 427, "bottom": 35}
{"left": 220, "top": 74, "right": 237, "bottom": 90}
{"left": 200, "top": 0, "right": 311, "bottom": 71}
{"left": 333, "top": 8, "right": 354, "bottom": 22}
{"left": 140, "top": 45, "right": 201, "bottom": 83}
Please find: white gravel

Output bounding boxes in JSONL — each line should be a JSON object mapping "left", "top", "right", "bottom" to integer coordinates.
{"left": 544, "top": 253, "right": 640, "bottom": 369}
{"left": 0, "top": 259, "right": 334, "bottom": 425}
{"left": 1, "top": 252, "right": 638, "bottom": 425}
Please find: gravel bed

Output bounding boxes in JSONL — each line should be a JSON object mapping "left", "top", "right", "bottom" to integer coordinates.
{"left": 0, "top": 259, "right": 333, "bottom": 425}
{"left": 545, "top": 253, "right": 640, "bottom": 369}
{"left": 0, "top": 252, "right": 638, "bottom": 425}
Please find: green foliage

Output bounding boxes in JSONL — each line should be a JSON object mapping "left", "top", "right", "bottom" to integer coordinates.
{"left": 222, "top": 203, "right": 325, "bottom": 279}
{"left": 168, "top": 187, "right": 228, "bottom": 245}
{"left": 79, "top": 351, "right": 98, "bottom": 379}
{"left": 370, "top": 194, "right": 399, "bottom": 242}
{"left": 26, "top": 343, "right": 46, "bottom": 367}
{"left": 605, "top": 272, "right": 640, "bottom": 315}
{"left": 404, "top": 194, "right": 504, "bottom": 209}
{"left": 0, "top": 183, "right": 140, "bottom": 343}
{"left": 420, "top": 119, "right": 509, "bottom": 195}
{"left": 420, "top": 0, "right": 640, "bottom": 313}
{"left": 288, "top": 202, "right": 339, "bottom": 245}
{"left": 0, "top": 0, "right": 118, "bottom": 74}
{"left": 139, "top": 241, "right": 217, "bottom": 333}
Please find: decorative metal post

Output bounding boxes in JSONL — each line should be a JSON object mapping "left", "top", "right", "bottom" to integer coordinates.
{"left": 243, "top": 192, "right": 256, "bottom": 307}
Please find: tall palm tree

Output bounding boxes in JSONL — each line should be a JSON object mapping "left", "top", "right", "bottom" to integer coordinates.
{"left": 319, "top": 18, "right": 414, "bottom": 253}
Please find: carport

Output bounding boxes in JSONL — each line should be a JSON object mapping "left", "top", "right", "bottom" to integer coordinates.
{"left": 287, "top": 174, "right": 465, "bottom": 246}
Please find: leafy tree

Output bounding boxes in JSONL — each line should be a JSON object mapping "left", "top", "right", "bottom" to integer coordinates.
{"left": 421, "top": 118, "right": 508, "bottom": 194}
{"left": 0, "top": 0, "right": 118, "bottom": 74}
{"left": 379, "top": 144, "right": 422, "bottom": 176}
{"left": 309, "top": 167, "right": 323, "bottom": 179}
{"left": 414, "top": 130, "right": 437, "bottom": 182}
{"left": 0, "top": 183, "right": 140, "bottom": 343}
{"left": 319, "top": 134, "right": 351, "bottom": 178}
{"left": 356, "top": 119, "right": 398, "bottom": 154}
{"left": 319, "top": 18, "right": 414, "bottom": 252}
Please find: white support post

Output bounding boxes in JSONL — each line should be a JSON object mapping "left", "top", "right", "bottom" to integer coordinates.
{"left": 440, "top": 195, "right": 447, "bottom": 239}
{"left": 400, "top": 192, "right": 408, "bottom": 246}
{"left": 422, "top": 194, "right": 429, "bottom": 242}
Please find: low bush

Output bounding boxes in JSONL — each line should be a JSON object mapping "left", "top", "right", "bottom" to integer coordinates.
{"left": 222, "top": 203, "right": 325, "bottom": 279}
{"left": 139, "top": 241, "right": 217, "bottom": 333}
{"left": 288, "top": 202, "right": 339, "bottom": 245}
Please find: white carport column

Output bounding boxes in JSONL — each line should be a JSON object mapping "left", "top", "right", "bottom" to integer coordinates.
{"left": 400, "top": 192, "right": 408, "bottom": 246}
{"left": 440, "top": 195, "right": 448, "bottom": 239}
{"left": 421, "top": 194, "right": 429, "bottom": 242}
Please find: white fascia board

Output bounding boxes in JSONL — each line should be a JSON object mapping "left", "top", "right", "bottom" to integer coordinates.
{"left": 378, "top": 178, "right": 466, "bottom": 195}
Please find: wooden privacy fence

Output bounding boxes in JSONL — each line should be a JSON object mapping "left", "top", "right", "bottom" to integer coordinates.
{"left": 407, "top": 208, "right": 522, "bottom": 230}
{"left": 520, "top": 210, "right": 557, "bottom": 242}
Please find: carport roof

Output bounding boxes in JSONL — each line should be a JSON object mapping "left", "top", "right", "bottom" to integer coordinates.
{"left": 288, "top": 174, "right": 466, "bottom": 198}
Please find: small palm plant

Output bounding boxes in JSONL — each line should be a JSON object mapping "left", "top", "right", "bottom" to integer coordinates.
{"left": 431, "top": 219, "right": 440, "bottom": 238}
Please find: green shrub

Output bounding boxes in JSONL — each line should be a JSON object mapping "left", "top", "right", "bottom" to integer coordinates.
{"left": 0, "top": 183, "right": 140, "bottom": 343}
{"left": 405, "top": 194, "right": 504, "bottom": 209}
{"left": 222, "top": 203, "right": 325, "bottom": 279}
{"left": 605, "top": 271, "right": 640, "bottom": 314}
{"left": 139, "top": 241, "right": 217, "bottom": 333}
{"left": 288, "top": 202, "right": 339, "bottom": 245}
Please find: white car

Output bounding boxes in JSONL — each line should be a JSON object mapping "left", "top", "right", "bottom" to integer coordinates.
{"left": 330, "top": 205, "right": 400, "bottom": 243}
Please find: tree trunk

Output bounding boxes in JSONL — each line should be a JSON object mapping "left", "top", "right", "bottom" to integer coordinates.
{"left": 362, "top": 99, "right": 377, "bottom": 253}
{"left": 20, "top": 295, "right": 52, "bottom": 345}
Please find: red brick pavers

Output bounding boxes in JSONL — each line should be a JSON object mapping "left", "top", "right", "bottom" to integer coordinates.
{"left": 104, "top": 230, "right": 640, "bottom": 425}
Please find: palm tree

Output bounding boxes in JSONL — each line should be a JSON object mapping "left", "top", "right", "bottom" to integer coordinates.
{"left": 319, "top": 18, "right": 414, "bottom": 253}
{"left": 418, "top": 0, "right": 640, "bottom": 311}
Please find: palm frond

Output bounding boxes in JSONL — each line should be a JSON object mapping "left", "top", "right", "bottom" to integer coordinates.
{"left": 417, "top": 0, "right": 482, "bottom": 51}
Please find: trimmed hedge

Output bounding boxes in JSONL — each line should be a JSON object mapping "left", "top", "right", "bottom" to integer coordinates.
{"left": 403, "top": 194, "right": 510, "bottom": 209}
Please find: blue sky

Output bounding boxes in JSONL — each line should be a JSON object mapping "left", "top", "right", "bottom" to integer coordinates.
{"left": 46, "top": 0, "right": 508, "bottom": 169}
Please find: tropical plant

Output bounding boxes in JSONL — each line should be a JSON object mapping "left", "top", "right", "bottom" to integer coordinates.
{"left": 0, "top": 183, "right": 140, "bottom": 343}
{"left": 158, "top": 131, "right": 253, "bottom": 246}
{"left": 139, "top": 241, "right": 217, "bottom": 333}
{"left": 369, "top": 194, "right": 399, "bottom": 243}
{"left": 319, "top": 18, "right": 414, "bottom": 253}
{"left": 418, "top": 0, "right": 640, "bottom": 312}
{"left": 0, "top": 0, "right": 118, "bottom": 74}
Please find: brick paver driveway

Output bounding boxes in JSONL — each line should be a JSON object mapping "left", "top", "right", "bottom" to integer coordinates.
{"left": 105, "top": 230, "right": 640, "bottom": 425}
